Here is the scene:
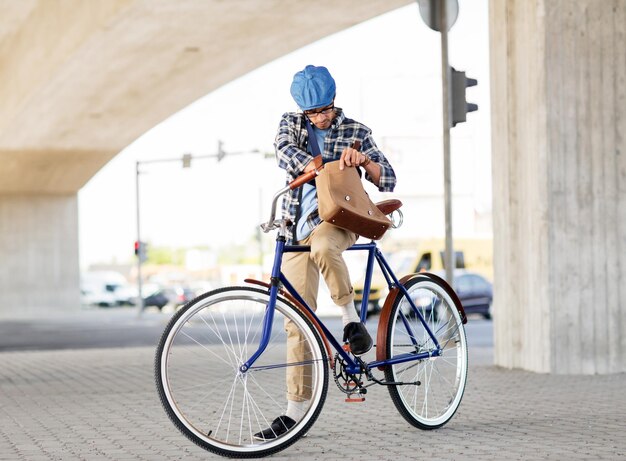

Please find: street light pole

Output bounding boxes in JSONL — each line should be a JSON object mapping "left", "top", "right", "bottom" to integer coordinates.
{"left": 134, "top": 145, "right": 267, "bottom": 317}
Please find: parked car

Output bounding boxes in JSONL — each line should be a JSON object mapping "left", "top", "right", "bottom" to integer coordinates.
{"left": 402, "top": 270, "right": 493, "bottom": 320}
{"left": 161, "top": 287, "right": 196, "bottom": 308}
{"left": 81, "top": 284, "right": 118, "bottom": 307}
{"left": 81, "top": 271, "right": 134, "bottom": 307}
{"left": 449, "top": 270, "right": 493, "bottom": 319}
{"left": 143, "top": 290, "right": 170, "bottom": 311}
{"left": 142, "top": 286, "right": 196, "bottom": 311}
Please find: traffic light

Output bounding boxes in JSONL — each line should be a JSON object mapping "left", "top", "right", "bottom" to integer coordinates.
{"left": 134, "top": 241, "right": 148, "bottom": 262}
{"left": 450, "top": 67, "right": 478, "bottom": 127}
{"left": 217, "top": 140, "right": 226, "bottom": 162}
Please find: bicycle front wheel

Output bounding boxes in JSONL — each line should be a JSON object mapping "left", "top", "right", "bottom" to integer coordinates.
{"left": 384, "top": 275, "right": 468, "bottom": 429}
{"left": 155, "top": 286, "right": 329, "bottom": 458}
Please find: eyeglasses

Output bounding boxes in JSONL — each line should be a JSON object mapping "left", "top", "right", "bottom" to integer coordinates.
{"left": 304, "top": 105, "right": 334, "bottom": 118}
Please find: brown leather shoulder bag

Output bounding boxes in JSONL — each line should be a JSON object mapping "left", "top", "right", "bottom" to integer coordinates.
{"left": 304, "top": 119, "right": 391, "bottom": 240}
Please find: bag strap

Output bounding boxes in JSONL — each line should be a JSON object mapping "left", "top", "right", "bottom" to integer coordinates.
{"left": 304, "top": 117, "right": 360, "bottom": 168}
{"left": 304, "top": 118, "right": 324, "bottom": 169}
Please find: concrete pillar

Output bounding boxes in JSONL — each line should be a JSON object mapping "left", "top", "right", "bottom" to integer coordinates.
{"left": 0, "top": 195, "right": 80, "bottom": 319}
{"left": 490, "top": 0, "right": 626, "bottom": 373}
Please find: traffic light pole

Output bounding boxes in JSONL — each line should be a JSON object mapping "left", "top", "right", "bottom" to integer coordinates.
{"left": 135, "top": 160, "right": 145, "bottom": 316}
{"left": 440, "top": 1, "right": 455, "bottom": 286}
{"left": 418, "top": 0, "right": 476, "bottom": 284}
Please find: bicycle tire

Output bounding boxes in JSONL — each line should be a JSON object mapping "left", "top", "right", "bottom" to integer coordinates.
{"left": 384, "top": 275, "right": 468, "bottom": 429}
{"left": 155, "top": 286, "right": 329, "bottom": 458}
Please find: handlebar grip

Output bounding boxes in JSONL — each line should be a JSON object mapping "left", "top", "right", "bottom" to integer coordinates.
{"left": 289, "top": 169, "right": 317, "bottom": 190}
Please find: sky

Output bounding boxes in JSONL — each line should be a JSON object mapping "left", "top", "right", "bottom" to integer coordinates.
{"left": 78, "top": 0, "right": 491, "bottom": 270}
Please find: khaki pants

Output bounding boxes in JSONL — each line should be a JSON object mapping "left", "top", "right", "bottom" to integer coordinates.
{"left": 282, "top": 222, "right": 358, "bottom": 401}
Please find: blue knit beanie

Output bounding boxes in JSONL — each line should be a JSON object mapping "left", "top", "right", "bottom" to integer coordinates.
{"left": 290, "top": 65, "right": 336, "bottom": 111}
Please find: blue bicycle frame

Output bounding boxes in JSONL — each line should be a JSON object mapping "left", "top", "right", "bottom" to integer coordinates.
{"left": 239, "top": 235, "right": 442, "bottom": 376}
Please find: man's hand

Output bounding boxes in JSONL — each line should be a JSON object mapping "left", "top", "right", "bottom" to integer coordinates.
{"left": 339, "top": 147, "right": 366, "bottom": 170}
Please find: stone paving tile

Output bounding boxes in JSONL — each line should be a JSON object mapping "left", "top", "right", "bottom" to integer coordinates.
{"left": 0, "top": 347, "right": 625, "bottom": 460}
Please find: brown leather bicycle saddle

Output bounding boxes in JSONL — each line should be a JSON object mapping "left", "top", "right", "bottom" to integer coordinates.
{"left": 375, "top": 199, "right": 403, "bottom": 216}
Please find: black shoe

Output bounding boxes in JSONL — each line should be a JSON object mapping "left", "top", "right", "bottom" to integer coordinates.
{"left": 253, "top": 416, "right": 296, "bottom": 441}
{"left": 343, "top": 322, "right": 373, "bottom": 355}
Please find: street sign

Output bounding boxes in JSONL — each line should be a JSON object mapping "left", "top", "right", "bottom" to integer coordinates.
{"left": 417, "top": 0, "right": 459, "bottom": 32}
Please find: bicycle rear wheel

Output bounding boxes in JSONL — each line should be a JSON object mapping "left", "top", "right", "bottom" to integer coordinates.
{"left": 155, "top": 286, "right": 329, "bottom": 458}
{"left": 384, "top": 275, "right": 467, "bottom": 429}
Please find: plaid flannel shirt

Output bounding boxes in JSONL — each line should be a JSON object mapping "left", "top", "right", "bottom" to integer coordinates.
{"left": 274, "top": 108, "right": 397, "bottom": 244}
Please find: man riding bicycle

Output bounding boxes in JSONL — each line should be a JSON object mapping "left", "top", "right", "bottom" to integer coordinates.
{"left": 255, "top": 64, "right": 397, "bottom": 440}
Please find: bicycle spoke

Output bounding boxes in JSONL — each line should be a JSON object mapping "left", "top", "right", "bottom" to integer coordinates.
{"left": 221, "top": 310, "right": 240, "bottom": 366}
{"left": 432, "top": 362, "right": 455, "bottom": 403}
{"left": 246, "top": 371, "right": 287, "bottom": 415}
{"left": 178, "top": 330, "right": 235, "bottom": 369}
{"left": 243, "top": 376, "right": 282, "bottom": 435}
{"left": 201, "top": 310, "right": 240, "bottom": 369}
{"left": 166, "top": 374, "right": 233, "bottom": 394}
{"left": 214, "top": 372, "right": 239, "bottom": 441}
{"left": 239, "top": 377, "right": 247, "bottom": 446}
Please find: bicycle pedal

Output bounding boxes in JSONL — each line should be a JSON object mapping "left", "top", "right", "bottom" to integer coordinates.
{"left": 345, "top": 395, "right": 365, "bottom": 403}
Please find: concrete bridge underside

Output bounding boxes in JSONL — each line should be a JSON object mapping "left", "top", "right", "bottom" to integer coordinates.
{"left": 1, "top": 0, "right": 625, "bottom": 374}
{"left": 0, "top": 0, "right": 411, "bottom": 315}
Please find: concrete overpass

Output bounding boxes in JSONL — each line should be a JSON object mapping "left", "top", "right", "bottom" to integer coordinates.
{"left": 1, "top": 0, "right": 624, "bottom": 374}
{"left": 0, "top": 0, "right": 412, "bottom": 313}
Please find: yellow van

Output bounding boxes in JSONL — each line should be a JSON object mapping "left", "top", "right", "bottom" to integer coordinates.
{"left": 408, "top": 238, "right": 493, "bottom": 280}
{"left": 353, "top": 237, "right": 493, "bottom": 316}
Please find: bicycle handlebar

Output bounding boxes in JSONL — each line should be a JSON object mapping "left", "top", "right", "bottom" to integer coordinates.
{"left": 261, "top": 166, "right": 324, "bottom": 233}
{"left": 288, "top": 169, "right": 318, "bottom": 190}
{"left": 260, "top": 185, "right": 288, "bottom": 233}
{"left": 261, "top": 143, "right": 359, "bottom": 232}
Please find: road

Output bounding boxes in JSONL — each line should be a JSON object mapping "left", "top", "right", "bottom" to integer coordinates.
{"left": 0, "top": 307, "right": 493, "bottom": 366}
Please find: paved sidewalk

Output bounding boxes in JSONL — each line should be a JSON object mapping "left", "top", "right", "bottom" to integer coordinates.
{"left": 0, "top": 346, "right": 624, "bottom": 461}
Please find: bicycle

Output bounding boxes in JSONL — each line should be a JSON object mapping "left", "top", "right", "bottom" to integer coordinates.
{"left": 154, "top": 173, "right": 468, "bottom": 458}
